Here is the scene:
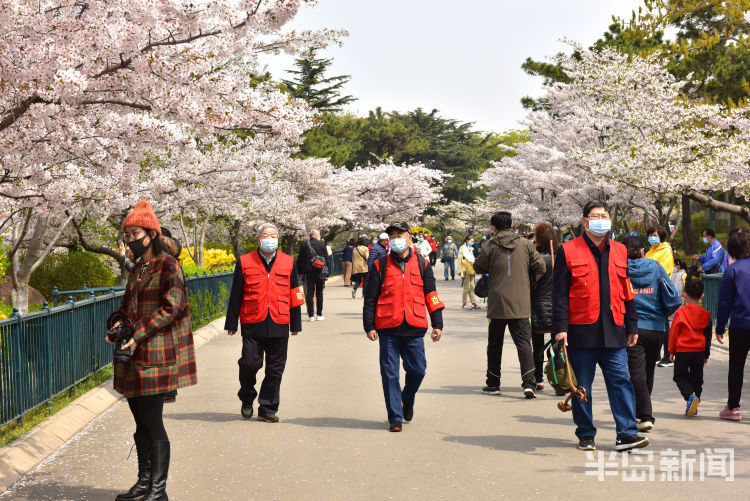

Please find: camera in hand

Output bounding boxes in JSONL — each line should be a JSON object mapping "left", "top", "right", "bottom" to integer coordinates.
{"left": 107, "top": 311, "right": 136, "bottom": 364}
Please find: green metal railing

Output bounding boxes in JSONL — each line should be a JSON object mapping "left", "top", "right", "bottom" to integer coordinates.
{"left": 0, "top": 272, "right": 232, "bottom": 428}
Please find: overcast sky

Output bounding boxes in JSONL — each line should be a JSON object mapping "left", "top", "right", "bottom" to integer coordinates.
{"left": 261, "top": 0, "right": 643, "bottom": 135}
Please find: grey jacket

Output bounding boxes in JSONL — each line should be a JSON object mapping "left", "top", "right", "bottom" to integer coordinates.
{"left": 474, "top": 230, "right": 546, "bottom": 319}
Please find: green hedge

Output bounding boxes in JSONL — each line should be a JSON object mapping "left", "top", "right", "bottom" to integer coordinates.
{"left": 30, "top": 250, "right": 116, "bottom": 299}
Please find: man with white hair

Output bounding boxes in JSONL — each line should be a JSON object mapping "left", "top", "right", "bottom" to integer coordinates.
{"left": 296, "top": 229, "right": 331, "bottom": 321}
{"left": 225, "top": 223, "right": 305, "bottom": 422}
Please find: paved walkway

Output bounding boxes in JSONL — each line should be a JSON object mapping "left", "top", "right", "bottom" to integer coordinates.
{"left": 2, "top": 275, "right": 749, "bottom": 500}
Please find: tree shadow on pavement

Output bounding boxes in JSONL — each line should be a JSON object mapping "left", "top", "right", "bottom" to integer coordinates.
{"left": 164, "top": 412, "right": 240, "bottom": 422}
{"left": 442, "top": 434, "right": 572, "bottom": 454}
{"left": 0, "top": 481, "right": 120, "bottom": 501}
{"left": 419, "top": 385, "right": 483, "bottom": 395}
{"left": 512, "top": 413, "right": 579, "bottom": 426}
{"left": 284, "top": 417, "right": 384, "bottom": 430}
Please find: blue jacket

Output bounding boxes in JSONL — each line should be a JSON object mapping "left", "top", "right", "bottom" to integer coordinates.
{"left": 628, "top": 257, "right": 673, "bottom": 331}
{"left": 699, "top": 239, "right": 726, "bottom": 273}
{"left": 367, "top": 242, "right": 387, "bottom": 270}
{"left": 716, "top": 257, "right": 750, "bottom": 334}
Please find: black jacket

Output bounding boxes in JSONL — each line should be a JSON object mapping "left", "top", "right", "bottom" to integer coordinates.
{"left": 362, "top": 249, "right": 443, "bottom": 337}
{"left": 531, "top": 253, "right": 553, "bottom": 332}
{"left": 224, "top": 251, "right": 302, "bottom": 337}
{"left": 551, "top": 234, "right": 638, "bottom": 349}
{"left": 297, "top": 238, "right": 331, "bottom": 275}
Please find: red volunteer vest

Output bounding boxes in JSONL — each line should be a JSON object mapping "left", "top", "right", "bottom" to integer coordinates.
{"left": 562, "top": 236, "right": 634, "bottom": 326}
{"left": 239, "top": 251, "right": 303, "bottom": 325}
{"left": 374, "top": 254, "right": 444, "bottom": 330}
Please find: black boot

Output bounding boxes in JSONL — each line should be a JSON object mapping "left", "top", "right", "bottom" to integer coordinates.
{"left": 144, "top": 440, "right": 170, "bottom": 501}
{"left": 116, "top": 433, "right": 151, "bottom": 501}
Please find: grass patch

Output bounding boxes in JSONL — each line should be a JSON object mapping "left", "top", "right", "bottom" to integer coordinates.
{"left": 0, "top": 312, "right": 226, "bottom": 448}
{"left": 0, "top": 365, "right": 114, "bottom": 447}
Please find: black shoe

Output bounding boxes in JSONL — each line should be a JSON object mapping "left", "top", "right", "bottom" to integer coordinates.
{"left": 577, "top": 437, "right": 596, "bottom": 451}
{"left": 482, "top": 385, "right": 501, "bottom": 394}
{"left": 143, "top": 440, "right": 169, "bottom": 501}
{"left": 451, "top": 277, "right": 455, "bottom": 280}
{"left": 162, "top": 390, "right": 177, "bottom": 404}
{"left": 523, "top": 387, "right": 537, "bottom": 399}
{"left": 657, "top": 359, "right": 674, "bottom": 367}
{"left": 258, "top": 413, "right": 280, "bottom": 423}
{"left": 403, "top": 400, "right": 414, "bottom": 422}
{"left": 615, "top": 434, "right": 649, "bottom": 451}
{"left": 116, "top": 433, "right": 152, "bottom": 501}
{"left": 444, "top": 278, "right": 449, "bottom": 281}
{"left": 241, "top": 405, "right": 253, "bottom": 419}
{"left": 389, "top": 422, "right": 402, "bottom": 432}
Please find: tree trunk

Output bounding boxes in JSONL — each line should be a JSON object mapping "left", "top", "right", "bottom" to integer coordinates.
{"left": 682, "top": 194, "right": 696, "bottom": 255}
{"left": 9, "top": 281, "right": 29, "bottom": 314}
{"left": 230, "top": 219, "right": 243, "bottom": 258}
{"left": 727, "top": 189, "right": 737, "bottom": 232}
{"left": 282, "top": 234, "right": 295, "bottom": 255}
{"left": 7, "top": 212, "right": 75, "bottom": 313}
{"left": 197, "top": 217, "right": 208, "bottom": 268}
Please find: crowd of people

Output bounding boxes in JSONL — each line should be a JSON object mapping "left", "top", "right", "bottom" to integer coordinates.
{"left": 105, "top": 197, "right": 750, "bottom": 498}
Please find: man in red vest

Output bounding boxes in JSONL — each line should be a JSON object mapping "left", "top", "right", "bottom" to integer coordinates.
{"left": 552, "top": 200, "right": 648, "bottom": 452}
{"left": 363, "top": 222, "right": 445, "bottom": 432}
{"left": 225, "top": 223, "right": 304, "bottom": 422}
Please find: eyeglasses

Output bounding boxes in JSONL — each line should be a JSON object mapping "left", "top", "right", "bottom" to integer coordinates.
{"left": 586, "top": 214, "right": 611, "bottom": 220}
{"left": 124, "top": 230, "right": 146, "bottom": 240}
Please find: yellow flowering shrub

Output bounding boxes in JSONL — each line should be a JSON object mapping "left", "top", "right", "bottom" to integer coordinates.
{"left": 179, "top": 247, "right": 235, "bottom": 272}
{"left": 410, "top": 226, "right": 432, "bottom": 237}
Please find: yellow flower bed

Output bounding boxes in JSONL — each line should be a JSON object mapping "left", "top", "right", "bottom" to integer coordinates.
{"left": 410, "top": 226, "right": 432, "bottom": 237}
{"left": 179, "top": 247, "right": 235, "bottom": 271}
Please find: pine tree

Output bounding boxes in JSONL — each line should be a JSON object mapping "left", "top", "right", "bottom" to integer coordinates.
{"left": 282, "top": 49, "right": 356, "bottom": 112}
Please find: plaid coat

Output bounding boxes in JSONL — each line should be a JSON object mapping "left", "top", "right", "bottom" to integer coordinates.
{"left": 108, "top": 253, "right": 197, "bottom": 398}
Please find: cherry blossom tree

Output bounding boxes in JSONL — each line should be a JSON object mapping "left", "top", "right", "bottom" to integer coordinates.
{"left": 0, "top": 0, "right": 345, "bottom": 311}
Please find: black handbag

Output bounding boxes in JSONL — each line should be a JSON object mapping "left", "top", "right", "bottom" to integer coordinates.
{"left": 474, "top": 274, "right": 489, "bottom": 298}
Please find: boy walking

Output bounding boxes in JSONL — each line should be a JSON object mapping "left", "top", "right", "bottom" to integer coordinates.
{"left": 669, "top": 279, "right": 712, "bottom": 417}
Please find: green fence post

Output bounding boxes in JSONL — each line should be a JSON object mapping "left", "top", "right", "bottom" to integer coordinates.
{"left": 67, "top": 296, "right": 76, "bottom": 398}
{"left": 11, "top": 308, "right": 25, "bottom": 428}
{"left": 43, "top": 302, "right": 53, "bottom": 416}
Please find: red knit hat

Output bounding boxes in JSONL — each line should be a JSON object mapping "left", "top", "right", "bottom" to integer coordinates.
{"left": 123, "top": 200, "right": 162, "bottom": 236}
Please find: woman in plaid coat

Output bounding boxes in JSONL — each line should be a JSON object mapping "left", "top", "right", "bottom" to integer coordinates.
{"left": 107, "top": 200, "right": 196, "bottom": 501}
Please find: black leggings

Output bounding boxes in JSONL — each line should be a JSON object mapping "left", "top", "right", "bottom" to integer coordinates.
{"left": 127, "top": 395, "right": 168, "bottom": 442}
{"left": 728, "top": 328, "right": 750, "bottom": 409}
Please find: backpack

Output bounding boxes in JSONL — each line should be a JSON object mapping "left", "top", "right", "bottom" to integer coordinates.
{"left": 307, "top": 240, "right": 327, "bottom": 270}
{"left": 544, "top": 340, "right": 577, "bottom": 394}
{"left": 474, "top": 274, "right": 489, "bottom": 298}
{"left": 377, "top": 253, "right": 427, "bottom": 286}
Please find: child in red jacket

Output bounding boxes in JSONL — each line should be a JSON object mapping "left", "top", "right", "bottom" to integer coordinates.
{"left": 669, "top": 279, "right": 712, "bottom": 417}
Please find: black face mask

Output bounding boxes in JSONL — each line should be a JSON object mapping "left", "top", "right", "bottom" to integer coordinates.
{"left": 127, "top": 234, "right": 151, "bottom": 260}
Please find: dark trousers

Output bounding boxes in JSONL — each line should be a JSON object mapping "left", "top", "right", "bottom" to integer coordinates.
{"left": 304, "top": 273, "right": 325, "bottom": 317}
{"left": 238, "top": 335, "right": 289, "bottom": 416}
{"left": 127, "top": 395, "right": 168, "bottom": 442}
{"left": 486, "top": 319, "right": 535, "bottom": 388}
{"left": 660, "top": 320, "right": 671, "bottom": 361}
{"left": 728, "top": 328, "right": 750, "bottom": 408}
{"left": 673, "top": 352, "right": 704, "bottom": 400}
{"left": 429, "top": 251, "right": 437, "bottom": 266}
{"left": 379, "top": 335, "right": 426, "bottom": 424}
{"left": 532, "top": 331, "right": 551, "bottom": 383}
{"left": 351, "top": 273, "right": 367, "bottom": 293}
{"left": 626, "top": 328, "right": 663, "bottom": 423}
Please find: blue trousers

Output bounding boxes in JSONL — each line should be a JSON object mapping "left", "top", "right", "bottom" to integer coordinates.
{"left": 567, "top": 347, "right": 639, "bottom": 439}
{"left": 443, "top": 258, "right": 455, "bottom": 279}
{"left": 379, "top": 335, "right": 426, "bottom": 424}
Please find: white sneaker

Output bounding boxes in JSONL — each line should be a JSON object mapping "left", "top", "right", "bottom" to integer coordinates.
{"left": 316, "top": 315, "right": 325, "bottom": 321}
{"left": 308, "top": 316, "right": 315, "bottom": 322}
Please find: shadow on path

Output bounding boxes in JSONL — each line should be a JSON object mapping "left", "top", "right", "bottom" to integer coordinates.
{"left": 420, "top": 385, "right": 483, "bottom": 395}
{"left": 283, "top": 417, "right": 384, "bottom": 430}
{"left": 1, "top": 481, "right": 120, "bottom": 501}
{"left": 442, "top": 434, "right": 572, "bottom": 454}
{"left": 164, "top": 412, "right": 240, "bottom": 423}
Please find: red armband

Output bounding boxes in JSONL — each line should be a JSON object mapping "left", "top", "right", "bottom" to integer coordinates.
{"left": 290, "top": 286, "right": 305, "bottom": 308}
{"left": 424, "top": 291, "right": 445, "bottom": 313}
